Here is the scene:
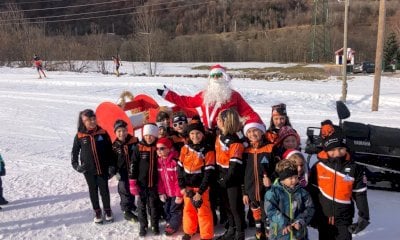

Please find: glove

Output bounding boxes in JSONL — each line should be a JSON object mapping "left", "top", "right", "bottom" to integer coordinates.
{"left": 156, "top": 85, "right": 168, "bottom": 96}
{"left": 191, "top": 198, "right": 203, "bottom": 208}
{"left": 159, "top": 194, "right": 167, "bottom": 202}
{"left": 217, "top": 177, "right": 227, "bottom": 188}
{"left": 76, "top": 164, "right": 87, "bottom": 173}
{"left": 348, "top": 217, "right": 370, "bottom": 234}
{"left": 129, "top": 179, "right": 139, "bottom": 196}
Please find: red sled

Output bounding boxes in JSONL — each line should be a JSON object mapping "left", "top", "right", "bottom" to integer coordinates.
{"left": 96, "top": 101, "right": 135, "bottom": 142}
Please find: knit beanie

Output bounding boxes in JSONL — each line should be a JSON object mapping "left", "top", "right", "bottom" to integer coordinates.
{"left": 157, "top": 137, "right": 173, "bottom": 149}
{"left": 113, "top": 119, "right": 128, "bottom": 132}
{"left": 142, "top": 123, "right": 159, "bottom": 137}
{"left": 271, "top": 103, "right": 287, "bottom": 117}
{"left": 187, "top": 122, "right": 206, "bottom": 135}
{"left": 276, "top": 126, "right": 300, "bottom": 146}
{"left": 278, "top": 167, "right": 298, "bottom": 181}
{"left": 320, "top": 120, "right": 346, "bottom": 151}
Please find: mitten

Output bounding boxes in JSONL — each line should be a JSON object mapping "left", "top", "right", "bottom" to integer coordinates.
{"left": 76, "top": 164, "right": 87, "bottom": 173}
{"left": 192, "top": 198, "right": 203, "bottom": 208}
{"left": 129, "top": 179, "right": 139, "bottom": 196}
{"left": 159, "top": 194, "right": 167, "bottom": 202}
{"left": 348, "top": 217, "right": 370, "bottom": 234}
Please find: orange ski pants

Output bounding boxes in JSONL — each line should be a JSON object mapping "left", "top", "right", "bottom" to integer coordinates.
{"left": 183, "top": 188, "right": 214, "bottom": 239}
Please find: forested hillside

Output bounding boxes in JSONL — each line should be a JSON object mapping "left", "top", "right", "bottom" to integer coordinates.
{"left": 0, "top": 0, "right": 399, "bottom": 64}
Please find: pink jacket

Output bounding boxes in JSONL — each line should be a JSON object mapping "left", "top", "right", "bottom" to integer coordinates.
{"left": 157, "top": 150, "right": 182, "bottom": 197}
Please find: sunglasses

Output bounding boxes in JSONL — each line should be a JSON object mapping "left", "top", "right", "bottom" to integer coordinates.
{"left": 173, "top": 121, "right": 185, "bottom": 128}
{"left": 210, "top": 72, "right": 223, "bottom": 78}
{"left": 156, "top": 147, "right": 166, "bottom": 151}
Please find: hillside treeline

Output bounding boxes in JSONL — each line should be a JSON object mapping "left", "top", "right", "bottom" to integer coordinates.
{"left": 0, "top": 0, "right": 399, "bottom": 66}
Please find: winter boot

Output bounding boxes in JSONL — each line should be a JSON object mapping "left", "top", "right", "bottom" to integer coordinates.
{"left": 215, "top": 227, "right": 235, "bottom": 240}
{"left": 104, "top": 208, "right": 114, "bottom": 222}
{"left": 182, "top": 233, "right": 192, "bottom": 240}
{"left": 124, "top": 210, "right": 138, "bottom": 222}
{"left": 151, "top": 225, "right": 160, "bottom": 235}
{"left": 255, "top": 229, "right": 267, "bottom": 240}
{"left": 164, "top": 224, "right": 178, "bottom": 236}
{"left": 0, "top": 197, "right": 8, "bottom": 205}
{"left": 93, "top": 209, "right": 103, "bottom": 224}
{"left": 139, "top": 225, "right": 147, "bottom": 237}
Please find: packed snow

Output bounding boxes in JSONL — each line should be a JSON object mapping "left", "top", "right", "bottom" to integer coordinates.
{"left": 0, "top": 62, "right": 399, "bottom": 240}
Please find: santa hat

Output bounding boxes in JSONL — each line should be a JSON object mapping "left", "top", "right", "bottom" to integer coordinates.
{"left": 275, "top": 126, "right": 300, "bottom": 146}
{"left": 320, "top": 120, "right": 346, "bottom": 151}
{"left": 282, "top": 149, "right": 302, "bottom": 159}
{"left": 209, "top": 64, "right": 231, "bottom": 82}
{"left": 142, "top": 123, "right": 159, "bottom": 137}
{"left": 157, "top": 137, "right": 173, "bottom": 149}
{"left": 243, "top": 116, "right": 266, "bottom": 135}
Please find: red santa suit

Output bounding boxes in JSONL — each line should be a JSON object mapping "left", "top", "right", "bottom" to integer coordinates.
{"left": 160, "top": 64, "right": 261, "bottom": 130}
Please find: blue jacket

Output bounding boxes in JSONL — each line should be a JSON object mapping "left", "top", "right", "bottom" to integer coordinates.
{"left": 265, "top": 181, "right": 314, "bottom": 240}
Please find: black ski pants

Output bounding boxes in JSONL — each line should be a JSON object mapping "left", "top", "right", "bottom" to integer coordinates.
{"left": 117, "top": 171, "right": 135, "bottom": 212}
{"left": 84, "top": 173, "right": 110, "bottom": 210}
{"left": 318, "top": 223, "right": 352, "bottom": 240}
{"left": 137, "top": 186, "right": 159, "bottom": 229}
{"left": 221, "top": 185, "right": 245, "bottom": 232}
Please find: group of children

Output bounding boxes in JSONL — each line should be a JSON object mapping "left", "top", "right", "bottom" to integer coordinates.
{"left": 71, "top": 102, "right": 369, "bottom": 240}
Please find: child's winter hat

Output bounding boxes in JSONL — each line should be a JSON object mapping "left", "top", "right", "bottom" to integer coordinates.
{"left": 114, "top": 119, "right": 127, "bottom": 132}
{"left": 243, "top": 116, "right": 266, "bottom": 135}
{"left": 187, "top": 122, "right": 206, "bottom": 135}
{"left": 275, "top": 126, "right": 300, "bottom": 146}
{"left": 271, "top": 103, "right": 287, "bottom": 116}
{"left": 172, "top": 111, "right": 188, "bottom": 123}
{"left": 320, "top": 120, "right": 346, "bottom": 151}
{"left": 142, "top": 123, "right": 159, "bottom": 137}
{"left": 282, "top": 149, "right": 302, "bottom": 159}
{"left": 276, "top": 159, "right": 298, "bottom": 181}
{"left": 157, "top": 137, "right": 173, "bottom": 149}
{"left": 209, "top": 64, "right": 231, "bottom": 82}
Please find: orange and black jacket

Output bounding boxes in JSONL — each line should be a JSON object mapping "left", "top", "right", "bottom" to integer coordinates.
{"left": 130, "top": 140, "right": 158, "bottom": 188}
{"left": 112, "top": 134, "right": 138, "bottom": 174}
{"left": 71, "top": 127, "right": 113, "bottom": 175}
{"left": 170, "top": 130, "right": 188, "bottom": 152}
{"left": 178, "top": 142, "right": 215, "bottom": 195}
{"left": 215, "top": 133, "right": 245, "bottom": 188}
{"left": 309, "top": 151, "right": 369, "bottom": 225}
{"left": 243, "top": 139, "right": 274, "bottom": 202}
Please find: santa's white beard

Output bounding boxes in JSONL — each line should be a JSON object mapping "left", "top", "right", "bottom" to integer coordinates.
{"left": 203, "top": 78, "right": 232, "bottom": 106}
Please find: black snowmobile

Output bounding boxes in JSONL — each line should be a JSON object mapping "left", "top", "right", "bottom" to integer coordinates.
{"left": 305, "top": 101, "right": 400, "bottom": 190}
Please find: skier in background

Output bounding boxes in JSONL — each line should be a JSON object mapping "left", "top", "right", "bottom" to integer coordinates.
{"left": 112, "top": 55, "right": 121, "bottom": 77}
{"left": 32, "top": 54, "right": 47, "bottom": 79}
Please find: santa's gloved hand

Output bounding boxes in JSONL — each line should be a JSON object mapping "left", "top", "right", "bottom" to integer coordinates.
{"left": 156, "top": 85, "right": 168, "bottom": 96}
{"left": 348, "top": 217, "right": 369, "bottom": 234}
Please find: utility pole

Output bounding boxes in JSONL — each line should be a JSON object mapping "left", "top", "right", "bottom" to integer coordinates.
{"left": 341, "top": 0, "right": 349, "bottom": 102}
{"left": 372, "top": 0, "right": 386, "bottom": 111}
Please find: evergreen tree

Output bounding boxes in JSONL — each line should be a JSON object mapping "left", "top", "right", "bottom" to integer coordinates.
{"left": 383, "top": 32, "right": 399, "bottom": 69}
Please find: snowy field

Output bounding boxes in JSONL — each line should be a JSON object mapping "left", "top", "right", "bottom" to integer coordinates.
{"left": 0, "top": 63, "right": 399, "bottom": 240}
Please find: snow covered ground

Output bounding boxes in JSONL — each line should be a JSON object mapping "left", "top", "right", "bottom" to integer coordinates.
{"left": 0, "top": 63, "right": 399, "bottom": 240}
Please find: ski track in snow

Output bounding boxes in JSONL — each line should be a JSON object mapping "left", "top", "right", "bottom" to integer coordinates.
{"left": 0, "top": 65, "right": 400, "bottom": 239}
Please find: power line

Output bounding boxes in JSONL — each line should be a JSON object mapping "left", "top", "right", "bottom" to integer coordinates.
{"left": 0, "top": 0, "right": 63, "bottom": 6}
{"left": 0, "top": 1, "right": 213, "bottom": 25}
{"left": 0, "top": 5, "right": 137, "bottom": 22}
{"left": 0, "top": 0, "right": 131, "bottom": 14}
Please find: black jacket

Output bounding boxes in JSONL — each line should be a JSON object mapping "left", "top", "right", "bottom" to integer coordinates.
{"left": 130, "top": 140, "right": 158, "bottom": 188}
{"left": 243, "top": 140, "right": 274, "bottom": 202}
{"left": 309, "top": 151, "right": 370, "bottom": 225}
{"left": 71, "top": 127, "right": 113, "bottom": 175}
{"left": 112, "top": 134, "right": 138, "bottom": 175}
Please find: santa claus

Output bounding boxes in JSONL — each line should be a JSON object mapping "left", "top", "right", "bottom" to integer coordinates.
{"left": 156, "top": 64, "right": 261, "bottom": 131}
